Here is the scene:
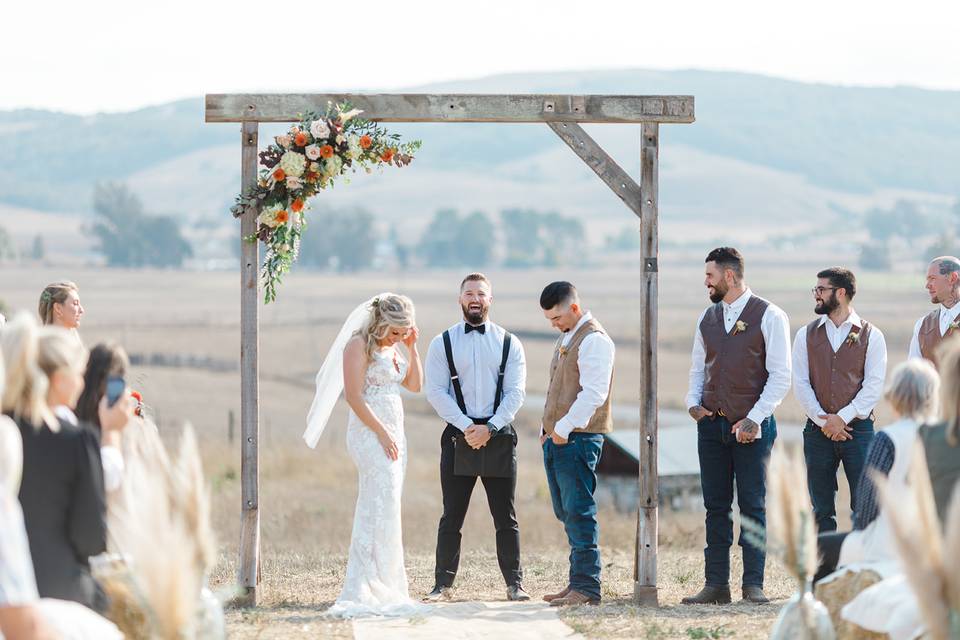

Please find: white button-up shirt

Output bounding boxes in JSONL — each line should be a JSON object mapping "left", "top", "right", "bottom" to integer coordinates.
{"left": 792, "top": 310, "right": 888, "bottom": 427}
{"left": 550, "top": 312, "right": 616, "bottom": 439}
{"left": 685, "top": 289, "right": 792, "bottom": 435}
{"left": 908, "top": 303, "right": 960, "bottom": 359}
{"left": 425, "top": 320, "right": 526, "bottom": 431}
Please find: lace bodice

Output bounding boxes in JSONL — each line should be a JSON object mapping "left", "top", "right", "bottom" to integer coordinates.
{"left": 362, "top": 348, "right": 407, "bottom": 398}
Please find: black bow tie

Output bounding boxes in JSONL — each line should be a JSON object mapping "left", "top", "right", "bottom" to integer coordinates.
{"left": 465, "top": 323, "right": 486, "bottom": 334}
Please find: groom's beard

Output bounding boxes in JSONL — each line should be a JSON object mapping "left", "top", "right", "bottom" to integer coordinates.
{"left": 461, "top": 302, "right": 489, "bottom": 325}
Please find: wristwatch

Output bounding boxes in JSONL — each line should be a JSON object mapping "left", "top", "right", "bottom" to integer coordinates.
{"left": 486, "top": 424, "right": 497, "bottom": 436}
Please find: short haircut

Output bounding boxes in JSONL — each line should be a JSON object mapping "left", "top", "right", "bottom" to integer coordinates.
{"left": 460, "top": 272, "right": 491, "bottom": 291}
{"left": 931, "top": 256, "right": 960, "bottom": 276}
{"left": 540, "top": 281, "right": 579, "bottom": 310}
{"left": 817, "top": 267, "right": 857, "bottom": 300}
{"left": 705, "top": 247, "right": 744, "bottom": 279}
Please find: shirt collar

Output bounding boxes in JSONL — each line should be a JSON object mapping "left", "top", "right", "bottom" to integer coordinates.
{"left": 941, "top": 304, "right": 960, "bottom": 322}
{"left": 463, "top": 320, "right": 490, "bottom": 333}
{"left": 817, "top": 308, "right": 863, "bottom": 329}
{"left": 722, "top": 288, "right": 752, "bottom": 313}
{"left": 569, "top": 311, "right": 593, "bottom": 335}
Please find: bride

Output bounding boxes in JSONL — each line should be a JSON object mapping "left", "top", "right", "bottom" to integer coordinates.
{"left": 303, "top": 294, "right": 424, "bottom": 617}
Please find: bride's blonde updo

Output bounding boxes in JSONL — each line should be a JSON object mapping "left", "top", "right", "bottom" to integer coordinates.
{"left": 355, "top": 293, "right": 415, "bottom": 360}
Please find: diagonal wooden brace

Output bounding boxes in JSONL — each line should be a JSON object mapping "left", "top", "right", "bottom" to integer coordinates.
{"left": 547, "top": 121, "right": 644, "bottom": 219}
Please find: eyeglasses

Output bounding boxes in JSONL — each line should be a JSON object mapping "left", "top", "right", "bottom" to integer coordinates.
{"left": 811, "top": 286, "right": 837, "bottom": 295}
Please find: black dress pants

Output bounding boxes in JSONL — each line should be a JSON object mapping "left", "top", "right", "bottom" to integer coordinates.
{"left": 434, "top": 424, "right": 522, "bottom": 588}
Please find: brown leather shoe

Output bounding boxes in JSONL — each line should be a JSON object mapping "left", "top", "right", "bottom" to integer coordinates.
{"left": 681, "top": 584, "right": 732, "bottom": 605}
{"left": 549, "top": 589, "right": 600, "bottom": 607}
{"left": 542, "top": 586, "right": 571, "bottom": 603}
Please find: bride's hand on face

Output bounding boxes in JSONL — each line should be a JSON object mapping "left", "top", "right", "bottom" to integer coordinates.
{"left": 402, "top": 326, "right": 419, "bottom": 349}
{"left": 377, "top": 430, "right": 400, "bottom": 461}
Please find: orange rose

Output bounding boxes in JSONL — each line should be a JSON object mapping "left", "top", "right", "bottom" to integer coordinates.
{"left": 380, "top": 148, "right": 395, "bottom": 163}
{"left": 320, "top": 145, "right": 334, "bottom": 159}
{"left": 359, "top": 135, "right": 372, "bottom": 149}
{"left": 272, "top": 168, "right": 286, "bottom": 181}
{"left": 291, "top": 199, "right": 304, "bottom": 213}
{"left": 276, "top": 210, "right": 289, "bottom": 224}
{"left": 305, "top": 171, "right": 319, "bottom": 182}
{"left": 294, "top": 131, "right": 308, "bottom": 147}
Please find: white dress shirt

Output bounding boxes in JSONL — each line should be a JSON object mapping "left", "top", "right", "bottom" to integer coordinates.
{"left": 792, "top": 310, "right": 888, "bottom": 427}
{"left": 908, "top": 303, "right": 960, "bottom": 359}
{"left": 685, "top": 289, "right": 792, "bottom": 436}
{"left": 425, "top": 320, "right": 526, "bottom": 431}
{"left": 550, "top": 312, "right": 616, "bottom": 439}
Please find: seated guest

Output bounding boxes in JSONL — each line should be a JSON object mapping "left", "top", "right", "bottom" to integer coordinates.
{"left": 1, "top": 314, "right": 107, "bottom": 612}
{"left": 919, "top": 340, "right": 960, "bottom": 523}
{"left": 38, "top": 282, "right": 83, "bottom": 346}
{"left": 815, "top": 358, "right": 939, "bottom": 579}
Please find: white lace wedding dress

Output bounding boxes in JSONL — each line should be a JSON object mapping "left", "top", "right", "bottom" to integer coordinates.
{"left": 326, "top": 348, "right": 423, "bottom": 618}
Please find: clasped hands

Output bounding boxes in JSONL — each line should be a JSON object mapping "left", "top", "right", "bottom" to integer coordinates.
{"left": 818, "top": 414, "right": 853, "bottom": 441}
{"left": 464, "top": 423, "right": 492, "bottom": 449}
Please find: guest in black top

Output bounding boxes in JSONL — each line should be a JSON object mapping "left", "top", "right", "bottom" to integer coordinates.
{"left": 1, "top": 314, "right": 107, "bottom": 612}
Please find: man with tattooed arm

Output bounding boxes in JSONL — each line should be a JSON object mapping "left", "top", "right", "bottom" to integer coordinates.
{"left": 908, "top": 256, "right": 960, "bottom": 367}
{"left": 682, "top": 247, "right": 792, "bottom": 605}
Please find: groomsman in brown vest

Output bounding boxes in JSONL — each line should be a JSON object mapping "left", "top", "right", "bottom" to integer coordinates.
{"left": 683, "top": 247, "right": 791, "bottom": 605}
{"left": 538, "top": 282, "right": 615, "bottom": 606}
{"left": 909, "top": 256, "right": 960, "bottom": 367}
{"left": 792, "top": 267, "right": 887, "bottom": 534}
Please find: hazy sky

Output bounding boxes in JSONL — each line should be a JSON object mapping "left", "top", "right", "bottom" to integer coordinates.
{"left": 5, "top": 0, "right": 958, "bottom": 114}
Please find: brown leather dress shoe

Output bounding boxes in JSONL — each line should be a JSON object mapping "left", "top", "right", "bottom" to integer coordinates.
{"left": 742, "top": 586, "right": 770, "bottom": 604}
{"left": 681, "top": 585, "right": 732, "bottom": 604}
{"left": 542, "top": 586, "right": 571, "bottom": 603}
{"left": 549, "top": 589, "right": 600, "bottom": 607}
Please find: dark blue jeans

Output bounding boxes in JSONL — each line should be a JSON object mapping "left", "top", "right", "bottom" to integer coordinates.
{"left": 697, "top": 414, "right": 777, "bottom": 588}
{"left": 542, "top": 432, "right": 604, "bottom": 600}
{"left": 802, "top": 417, "right": 874, "bottom": 533}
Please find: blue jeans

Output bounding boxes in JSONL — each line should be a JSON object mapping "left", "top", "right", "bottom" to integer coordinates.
{"left": 542, "top": 432, "right": 604, "bottom": 600}
{"left": 802, "top": 417, "right": 874, "bottom": 533}
{"left": 697, "top": 414, "right": 777, "bottom": 588}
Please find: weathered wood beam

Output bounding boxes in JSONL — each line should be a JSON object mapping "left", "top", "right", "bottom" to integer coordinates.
{"left": 547, "top": 122, "right": 643, "bottom": 218}
{"left": 236, "top": 121, "right": 261, "bottom": 607}
{"left": 205, "top": 93, "right": 694, "bottom": 124}
{"left": 634, "top": 123, "right": 660, "bottom": 607}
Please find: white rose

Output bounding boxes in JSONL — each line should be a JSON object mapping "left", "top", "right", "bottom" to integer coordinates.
{"left": 258, "top": 204, "right": 282, "bottom": 228}
{"left": 309, "top": 119, "right": 330, "bottom": 139}
{"left": 324, "top": 155, "right": 343, "bottom": 177}
{"left": 279, "top": 151, "right": 306, "bottom": 178}
{"left": 305, "top": 144, "right": 321, "bottom": 161}
{"left": 347, "top": 135, "right": 361, "bottom": 160}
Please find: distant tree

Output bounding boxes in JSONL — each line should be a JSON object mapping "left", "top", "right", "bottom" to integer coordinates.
{"left": 605, "top": 227, "right": 641, "bottom": 252}
{"left": 456, "top": 211, "right": 495, "bottom": 266}
{"left": 0, "top": 225, "right": 14, "bottom": 261}
{"left": 31, "top": 234, "right": 45, "bottom": 261}
{"left": 501, "top": 208, "right": 585, "bottom": 268}
{"left": 299, "top": 207, "right": 378, "bottom": 272}
{"left": 88, "top": 182, "right": 193, "bottom": 267}
{"left": 925, "top": 234, "right": 956, "bottom": 263}
{"left": 864, "top": 207, "right": 899, "bottom": 243}
{"left": 859, "top": 241, "right": 892, "bottom": 272}
{"left": 418, "top": 209, "right": 464, "bottom": 267}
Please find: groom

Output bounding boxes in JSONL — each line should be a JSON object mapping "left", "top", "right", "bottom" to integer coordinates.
{"left": 424, "top": 273, "right": 530, "bottom": 602}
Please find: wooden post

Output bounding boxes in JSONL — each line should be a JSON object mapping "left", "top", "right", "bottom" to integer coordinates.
{"left": 237, "top": 121, "right": 261, "bottom": 606}
{"left": 634, "top": 123, "right": 660, "bottom": 606}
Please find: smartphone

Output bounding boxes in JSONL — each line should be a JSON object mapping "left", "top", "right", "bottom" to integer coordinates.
{"left": 106, "top": 376, "right": 126, "bottom": 407}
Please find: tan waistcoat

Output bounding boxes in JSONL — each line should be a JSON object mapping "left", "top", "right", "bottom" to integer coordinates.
{"left": 918, "top": 309, "right": 960, "bottom": 367}
{"left": 700, "top": 295, "right": 770, "bottom": 425}
{"left": 806, "top": 319, "right": 871, "bottom": 415}
{"left": 541, "top": 318, "right": 614, "bottom": 435}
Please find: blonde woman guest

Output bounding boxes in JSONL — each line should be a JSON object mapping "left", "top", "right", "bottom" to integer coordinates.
{"left": 0, "top": 349, "right": 122, "bottom": 640}
{"left": 815, "top": 359, "right": 940, "bottom": 582}
{"left": 38, "top": 282, "right": 84, "bottom": 345}
{"left": 1, "top": 314, "right": 107, "bottom": 612}
{"left": 303, "top": 294, "right": 424, "bottom": 618}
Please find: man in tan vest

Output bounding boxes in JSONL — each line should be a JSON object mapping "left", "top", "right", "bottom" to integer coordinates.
{"left": 538, "top": 281, "right": 614, "bottom": 607}
{"left": 684, "top": 247, "right": 791, "bottom": 605}
{"left": 909, "top": 256, "right": 960, "bottom": 367}
{"left": 792, "top": 267, "right": 887, "bottom": 534}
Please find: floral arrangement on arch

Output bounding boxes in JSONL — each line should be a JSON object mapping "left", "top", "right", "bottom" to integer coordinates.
{"left": 231, "top": 102, "right": 421, "bottom": 303}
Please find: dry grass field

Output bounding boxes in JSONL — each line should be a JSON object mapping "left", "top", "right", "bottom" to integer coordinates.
{"left": 0, "top": 253, "right": 935, "bottom": 638}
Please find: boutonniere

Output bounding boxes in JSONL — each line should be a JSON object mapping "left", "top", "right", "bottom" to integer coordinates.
{"left": 732, "top": 320, "right": 748, "bottom": 336}
{"left": 949, "top": 321, "right": 960, "bottom": 333}
{"left": 558, "top": 346, "right": 569, "bottom": 357}
{"left": 846, "top": 330, "right": 861, "bottom": 345}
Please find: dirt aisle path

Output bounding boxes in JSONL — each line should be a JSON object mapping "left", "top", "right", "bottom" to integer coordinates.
{"left": 352, "top": 601, "right": 583, "bottom": 640}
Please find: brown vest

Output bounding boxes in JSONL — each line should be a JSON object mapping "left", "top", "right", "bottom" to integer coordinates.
{"left": 806, "top": 318, "right": 872, "bottom": 415}
{"left": 700, "top": 295, "right": 770, "bottom": 425}
{"left": 918, "top": 309, "right": 960, "bottom": 367}
{"left": 542, "top": 318, "right": 614, "bottom": 435}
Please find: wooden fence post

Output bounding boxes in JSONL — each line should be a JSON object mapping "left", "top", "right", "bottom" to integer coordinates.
{"left": 634, "top": 123, "right": 660, "bottom": 606}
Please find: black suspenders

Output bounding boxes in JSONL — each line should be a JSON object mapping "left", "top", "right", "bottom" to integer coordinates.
{"left": 442, "top": 328, "right": 512, "bottom": 417}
